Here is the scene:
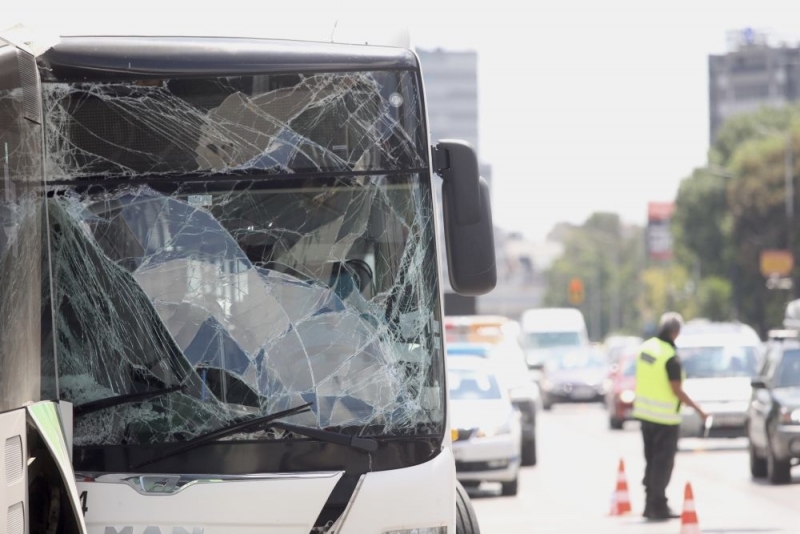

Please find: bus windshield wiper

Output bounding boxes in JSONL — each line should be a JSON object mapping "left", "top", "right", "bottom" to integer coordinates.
{"left": 271, "top": 421, "right": 378, "bottom": 452}
{"left": 132, "top": 402, "right": 313, "bottom": 470}
{"left": 74, "top": 385, "right": 184, "bottom": 418}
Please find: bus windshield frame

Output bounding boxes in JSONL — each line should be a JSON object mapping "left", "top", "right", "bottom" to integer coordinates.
{"left": 39, "top": 66, "right": 446, "bottom": 457}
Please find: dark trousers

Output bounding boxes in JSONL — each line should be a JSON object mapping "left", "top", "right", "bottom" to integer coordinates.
{"left": 640, "top": 420, "right": 679, "bottom": 512}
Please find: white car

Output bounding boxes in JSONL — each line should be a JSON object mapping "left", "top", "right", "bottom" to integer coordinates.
{"left": 447, "top": 341, "right": 540, "bottom": 465}
{"left": 449, "top": 356, "right": 522, "bottom": 496}
{"left": 676, "top": 327, "right": 762, "bottom": 438}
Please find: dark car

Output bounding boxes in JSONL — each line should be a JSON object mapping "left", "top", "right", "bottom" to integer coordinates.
{"left": 540, "top": 347, "right": 609, "bottom": 410}
{"left": 746, "top": 333, "right": 800, "bottom": 484}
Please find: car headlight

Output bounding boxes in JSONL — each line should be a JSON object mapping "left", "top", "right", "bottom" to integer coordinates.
{"left": 383, "top": 528, "right": 447, "bottom": 534}
{"left": 540, "top": 379, "right": 553, "bottom": 391}
{"left": 476, "top": 413, "right": 516, "bottom": 438}
{"left": 619, "top": 390, "right": 636, "bottom": 404}
{"left": 779, "top": 406, "right": 800, "bottom": 425}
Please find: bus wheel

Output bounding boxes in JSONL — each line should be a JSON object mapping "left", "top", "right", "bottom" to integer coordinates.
{"left": 456, "top": 480, "right": 481, "bottom": 534}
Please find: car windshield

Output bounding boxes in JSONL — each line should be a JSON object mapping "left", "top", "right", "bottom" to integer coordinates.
{"left": 679, "top": 345, "right": 759, "bottom": 378}
{"left": 548, "top": 349, "right": 607, "bottom": 371}
{"left": 525, "top": 332, "right": 582, "bottom": 349}
{"left": 774, "top": 350, "right": 800, "bottom": 388}
{"left": 448, "top": 369, "right": 502, "bottom": 401}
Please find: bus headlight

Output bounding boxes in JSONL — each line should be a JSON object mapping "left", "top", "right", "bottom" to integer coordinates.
{"left": 383, "top": 528, "right": 447, "bottom": 534}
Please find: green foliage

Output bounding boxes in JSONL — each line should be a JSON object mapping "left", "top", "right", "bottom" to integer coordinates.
{"left": 544, "top": 213, "right": 644, "bottom": 340}
{"left": 671, "top": 104, "right": 800, "bottom": 335}
{"left": 725, "top": 131, "right": 799, "bottom": 333}
{"left": 671, "top": 168, "right": 732, "bottom": 279}
{"left": 711, "top": 104, "right": 800, "bottom": 166}
{"left": 639, "top": 265, "right": 697, "bottom": 327}
{"left": 543, "top": 105, "right": 800, "bottom": 339}
{"left": 696, "top": 276, "right": 733, "bottom": 321}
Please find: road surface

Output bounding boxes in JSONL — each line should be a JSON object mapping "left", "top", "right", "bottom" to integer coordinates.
{"left": 468, "top": 403, "right": 800, "bottom": 533}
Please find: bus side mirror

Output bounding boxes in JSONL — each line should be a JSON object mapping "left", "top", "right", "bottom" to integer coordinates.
{"left": 433, "top": 140, "right": 496, "bottom": 296}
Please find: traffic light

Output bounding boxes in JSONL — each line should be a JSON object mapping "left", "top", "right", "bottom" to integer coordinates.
{"left": 568, "top": 278, "right": 584, "bottom": 305}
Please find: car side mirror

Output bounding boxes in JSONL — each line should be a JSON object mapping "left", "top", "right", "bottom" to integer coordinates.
{"left": 751, "top": 377, "right": 767, "bottom": 389}
{"left": 433, "top": 140, "right": 496, "bottom": 296}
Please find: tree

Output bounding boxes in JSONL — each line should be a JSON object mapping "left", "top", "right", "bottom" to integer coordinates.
{"left": 726, "top": 132, "right": 799, "bottom": 333}
{"left": 667, "top": 105, "right": 800, "bottom": 335}
{"left": 544, "top": 213, "right": 644, "bottom": 340}
{"left": 672, "top": 168, "right": 732, "bottom": 281}
{"left": 696, "top": 276, "right": 733, "bottom": 321}
{"left": 711, "top": 103, "right": 800, "bottom": 167}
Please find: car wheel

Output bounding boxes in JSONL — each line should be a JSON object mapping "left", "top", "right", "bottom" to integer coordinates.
{"left": 542, "top": 397, "right": 552, "bottom": 411}
{"left": 749, "top": 440, "right": 767, "bottom": 478}
{"left": 609, "top": 416, "right": 624, "bottom": 430}
{"left": 521, "top": 436, "right": 537, "bottom": 466}
{"left": 455, "top": 480, "right": 481, "bottom": 534}
{"left": 500, "top": 477, "right": 519, "bottom": 497}
{"left": 767, "top": 435, "right": 792, "bottom": 485}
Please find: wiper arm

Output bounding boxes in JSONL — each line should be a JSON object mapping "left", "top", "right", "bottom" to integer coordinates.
{"left": 132, "top": 402, "right": 313, "bottom": 470}
{"left": 74, "top": 385, "right": 184, "bottom": 418}
{"left": 271, "top": 421, "right": 378, "bottom": 452}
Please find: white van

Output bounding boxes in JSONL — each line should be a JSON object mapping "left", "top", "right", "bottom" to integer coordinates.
{"left": 519, "top": 308, "right": 590, "bottom": 370}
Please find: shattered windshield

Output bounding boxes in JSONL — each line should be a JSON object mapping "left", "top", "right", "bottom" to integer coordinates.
{"left": 43, "top": 70, "right": 444, "bottom": 446}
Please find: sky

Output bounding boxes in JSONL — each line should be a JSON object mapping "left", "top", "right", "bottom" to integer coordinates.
{"left": 5, "top": 0, "right": 800, "bottom": 241}
{"left": 406, "top": 0, "right": 800, "bottom": 241}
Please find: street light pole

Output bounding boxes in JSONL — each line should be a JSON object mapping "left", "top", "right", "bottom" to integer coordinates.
{"left": 786, "top": 131, "right": 796, "bottom": 297}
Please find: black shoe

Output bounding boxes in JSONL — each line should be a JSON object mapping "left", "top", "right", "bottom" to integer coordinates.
{"left": 645, "top": 508, "right": 680, "bottom": 520}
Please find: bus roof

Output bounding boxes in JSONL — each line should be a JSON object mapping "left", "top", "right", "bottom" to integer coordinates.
{"left": 3, "top": 0, "right": 412, "bottom": 56}
{"left": 35, "top": 36, "right": 418, "bottom": 82}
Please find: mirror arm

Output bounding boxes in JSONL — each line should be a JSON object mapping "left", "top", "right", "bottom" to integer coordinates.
{"left": 431, "top": 145, "right": 450, "bottom": 174}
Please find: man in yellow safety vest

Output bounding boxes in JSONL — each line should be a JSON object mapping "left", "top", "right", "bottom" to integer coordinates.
{"left": 633, "top": 312, "right": 707, "bottom": 521}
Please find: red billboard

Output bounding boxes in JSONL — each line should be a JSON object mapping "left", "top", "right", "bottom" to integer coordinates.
{"left": 647, "top": 201, "right": 675, "bottom": 261}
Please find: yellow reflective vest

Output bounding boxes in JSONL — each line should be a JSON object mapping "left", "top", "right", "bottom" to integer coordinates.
{"left": 632, "top": 337, "right": 683, "bottom": 425}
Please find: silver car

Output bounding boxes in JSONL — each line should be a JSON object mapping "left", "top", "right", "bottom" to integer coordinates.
{"left": 677, "top": 329, "right": 762, "bottom": 438}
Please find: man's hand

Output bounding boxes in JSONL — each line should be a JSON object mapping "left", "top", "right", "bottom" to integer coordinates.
{"left": 670, "top": 380, "right": 707, "bottom": 421}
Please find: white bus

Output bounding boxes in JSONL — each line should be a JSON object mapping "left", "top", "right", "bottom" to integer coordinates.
{"left": 0, "top": 15, "right": 494, "bottom": 534}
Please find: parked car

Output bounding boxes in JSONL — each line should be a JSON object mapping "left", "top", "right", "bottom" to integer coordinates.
{"left": 447, "top": 342, "right": 539, "bottom": 466}
{"left": 539, "top": 346, "right": 609, "bottom": 410}
{"left": 606, "top": 349, "right": 638, "bottom": 429}
{"left": 677, "top": 328, "right": 761, "bottom": 438}
{"left": 448, "top": 356, "right": 522, "bottom": 496}
{"left": 747, "top": 330, "right": 800, "bottom": 484}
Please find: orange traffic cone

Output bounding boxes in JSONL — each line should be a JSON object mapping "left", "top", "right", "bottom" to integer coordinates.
{"left": 679, "top": 482, "right": 700, "bottom": 534}
{"left": 609, "top": 458, "right": 632, "bottom": 516}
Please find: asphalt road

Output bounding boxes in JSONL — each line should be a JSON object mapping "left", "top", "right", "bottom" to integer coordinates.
{"left": 468, "top": 403, "right": 800, "bottom": 534}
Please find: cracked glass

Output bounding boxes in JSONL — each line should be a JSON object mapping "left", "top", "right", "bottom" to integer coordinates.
{"left": 42, "top": 70, "right": 444, "bottom": 446}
